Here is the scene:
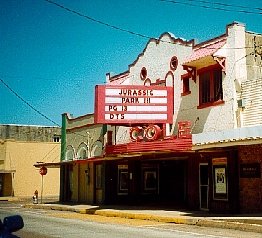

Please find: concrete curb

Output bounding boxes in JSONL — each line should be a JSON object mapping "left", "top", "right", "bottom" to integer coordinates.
{"left": 87, "top": 209, "right": 199, "bottom": 225}
{"left": 22, "top": 204, "right": 262, "bottom": 233}
{"left": 197, "top": 219, "right": 262, "bottom": 233}
{"left": 0, "top": 197, "right": 19, "bottom": 202}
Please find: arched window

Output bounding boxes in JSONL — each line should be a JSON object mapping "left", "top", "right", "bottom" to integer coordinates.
{"left": 170, "top": 56, "right": 178, "bottom": 71}
{"left": 77, "top": 143, "right": 88, "bottom": 160}
{"left": 65, "top": 145, "right": 75, "bottom": 161}
{"left": 140, "top": 67, "right": 147, "bottom": 80}
{"left": 90, "top": 141, "right": 103, "bottom": 157}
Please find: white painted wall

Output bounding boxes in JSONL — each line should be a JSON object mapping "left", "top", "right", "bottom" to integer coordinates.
{"left": 112, "top": 33, "right": 193, "bottom": 142}
{"left": 177, "top": 23, "right": 247, "bottom": 133}
{"left": 111, "top": 23, "right": 261, "bottom": 144}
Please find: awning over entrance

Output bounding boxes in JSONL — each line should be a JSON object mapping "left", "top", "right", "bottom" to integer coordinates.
{"left": 0, "top": 170, "right": 16, "bottom": 173}
{"left": 105, "top": 136, "right": 192, "bottom": 156}
{"left": 183, "top": 39, "right": 226, "bottom": 68}
{"left": 193, "top": 125, "right": 262, "bottom": 150}
{"left": 33, "top": 156, "right": 106, "bottom": 168}
{"left": 33, "top": 161, "right": 73, "bottom": 168}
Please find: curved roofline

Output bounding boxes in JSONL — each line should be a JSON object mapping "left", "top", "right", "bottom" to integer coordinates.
{"left": 108, "top": 32, "right": 194, "bottom": 83}
{"left": 130, "top": 32, "right": 194, "bottom": 68}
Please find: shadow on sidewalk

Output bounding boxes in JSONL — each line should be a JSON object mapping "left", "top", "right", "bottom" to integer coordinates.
{"left": 41, "top": 200, "right": 262, "bottom": 219}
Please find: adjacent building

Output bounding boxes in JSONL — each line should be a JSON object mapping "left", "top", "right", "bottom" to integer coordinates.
{"left": 0, "top": 124, "right": 61, "bottom": 200}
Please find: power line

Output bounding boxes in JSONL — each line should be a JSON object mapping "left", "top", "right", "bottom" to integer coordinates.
{"left": 159, "top": 0, "right": 262, "bottom": 15}
{"left": 43, "top": 0, "right": 260, "bottom": 50}
{"left": 44, "top": 0, "right": 153, "bottom": 40}
{"left": 1, "top": 77, "right": 93, "bottom": 142}
{"left": 0, "top": 75, "right": 102, "bottom": 84}
{"left": 41, "top": 144, "right": 60, "bottom": 163}
{"left": 184, "top": 0, "right": 262, "bottom": 12}
{"left": 0, "top": 77, "right": 60, "bottom": 127}
{"left": 0, "top": 77, "right": 93, "bottom": 140}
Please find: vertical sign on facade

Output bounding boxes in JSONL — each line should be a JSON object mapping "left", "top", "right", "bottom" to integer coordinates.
{"left": 94, "top": 85, "right": 174, "bottom": 124}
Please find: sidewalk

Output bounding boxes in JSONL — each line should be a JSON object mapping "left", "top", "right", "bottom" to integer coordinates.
{"left": 20, "top": 201, "right": 262, "bottom": 233}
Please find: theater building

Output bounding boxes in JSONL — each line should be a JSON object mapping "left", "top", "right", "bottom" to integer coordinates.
{"left": 58, "top": 22, "right": 261, "bottom": 213}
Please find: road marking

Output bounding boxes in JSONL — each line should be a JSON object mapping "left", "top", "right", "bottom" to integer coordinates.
{"left": 23, "top": 210, "right": 47, "bottom": 215}
{"left": 0, "top": 206, "right": 21, "bottom": 209}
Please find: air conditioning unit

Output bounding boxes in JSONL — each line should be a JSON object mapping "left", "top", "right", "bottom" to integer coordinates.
{"left": 237, "top": 98, "right": 246, "bottom": 108}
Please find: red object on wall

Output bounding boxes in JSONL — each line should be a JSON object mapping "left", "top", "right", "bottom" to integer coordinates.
{"left": 144, "top": 125, "right": 162, "bottom": 141}
{"left": 130, "top": 126, "right": 144, "bottom": 142}
{"left": 177, "top": 121, "right": 191, "bottom": 138}
{"left": 105, "top": 136, "right": 192, "bottom": 155}
{"left": 39, "top": 166, "right": 48, "bottom": 176}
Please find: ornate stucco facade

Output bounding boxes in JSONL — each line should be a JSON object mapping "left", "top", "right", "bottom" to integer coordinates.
{"left": 57, "top": 22, "right": 261, "bottom": 213}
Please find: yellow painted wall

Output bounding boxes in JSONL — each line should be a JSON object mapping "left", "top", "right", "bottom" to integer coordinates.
{"left": 71, "top": 164, "right": 78, "bottom": 202}
{"left": 87, "top": 163, "right": 94, "bottom": 203}
{"left": 70, "top": 162, "right": 94, "bottom": 203}
{"left": 0, "top": 140, "right": 60, "bottom": 199}
{"left": 0, "top": 140, "right": 6, "bottom": 170}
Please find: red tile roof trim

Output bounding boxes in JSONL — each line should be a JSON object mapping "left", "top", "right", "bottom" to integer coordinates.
{"left": 108, "top": 77, "right": 128, "bottom": 85}
{"left": 184, "top": 39, "right": 226, "bottom": 64}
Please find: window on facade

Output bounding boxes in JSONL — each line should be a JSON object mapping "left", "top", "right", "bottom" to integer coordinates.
{"left": 118, "top": 165, "right": 128, "bottom": 195}
{"left": 77, "top": 143, "right": 88, "bottom": 159}
{"left": 181, "top": 74, "right": 190, "bottom": 96}
{"left": 170, "top": 56, "right": 178, "bottom": 71}
{"left": 65, "top": 146, "right": 75, "bottom": 161}
{"left": 140, "top": 67, "right": 147, "bottom": 80}
{"left": 78, "top": 148, "right": 87, "bottom": 159}
{"left": 53, "top": 135, "right": 60, "bottom": 142}
{"left": 199, "top": 67, "right": 223, "bottom": 107}
{"left": 183, "top": 78, "right": 190, "bottom": 94}
{"left": 142, "top": 167, "right": 158, "bottom": 194}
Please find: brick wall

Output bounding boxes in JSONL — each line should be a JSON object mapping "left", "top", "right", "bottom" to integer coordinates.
{"left": 238, "top": 144, "right": 262, "bottom": 212}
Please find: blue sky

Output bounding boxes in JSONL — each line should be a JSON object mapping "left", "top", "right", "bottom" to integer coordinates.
{"left": 0, "top": 0, "right": 261, "bottom": 126}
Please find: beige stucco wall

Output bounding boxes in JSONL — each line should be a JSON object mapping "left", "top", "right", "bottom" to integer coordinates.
{"left": 65, "top": 114, "right": 104, "bottom": 161}
{"left": 0, "top": 140, "right": 6, "bottom": 170}
{"left": 66, "top": 114, "right": 94, "bottom": 130}
{"left": 0, "top": 140, "right": 60, "bottom": 198}
{"left": 0, "top": 124, "right": 61, "bottom": 142}
{"left": 64, "top": 114, "right": 103, "bottom": 204}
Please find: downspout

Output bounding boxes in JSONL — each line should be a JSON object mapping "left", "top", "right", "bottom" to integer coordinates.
{"left": 59, "top": 113, "right": 67, "bottom": 202}
{"left": 60, "top": 113, "right": 67, "bottom": 161}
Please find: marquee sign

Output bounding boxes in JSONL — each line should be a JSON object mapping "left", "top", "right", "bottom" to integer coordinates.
{"left": 94, "top": 85, "right": 174, "bottom": 124}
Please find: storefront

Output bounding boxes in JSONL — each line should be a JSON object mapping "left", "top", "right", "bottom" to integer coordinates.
{"left": 197, "top": 150, "right": 239, "bottom": 213}
{"left": 101, "top": 158, "right": 187, "bottom": 206}
{"left": 102, "top": 148, "right": 239, "bottom": 213}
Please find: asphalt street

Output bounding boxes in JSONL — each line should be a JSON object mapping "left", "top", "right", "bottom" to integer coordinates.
{"left": 0, "top": 201, "right": 262, "bottom": 238}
